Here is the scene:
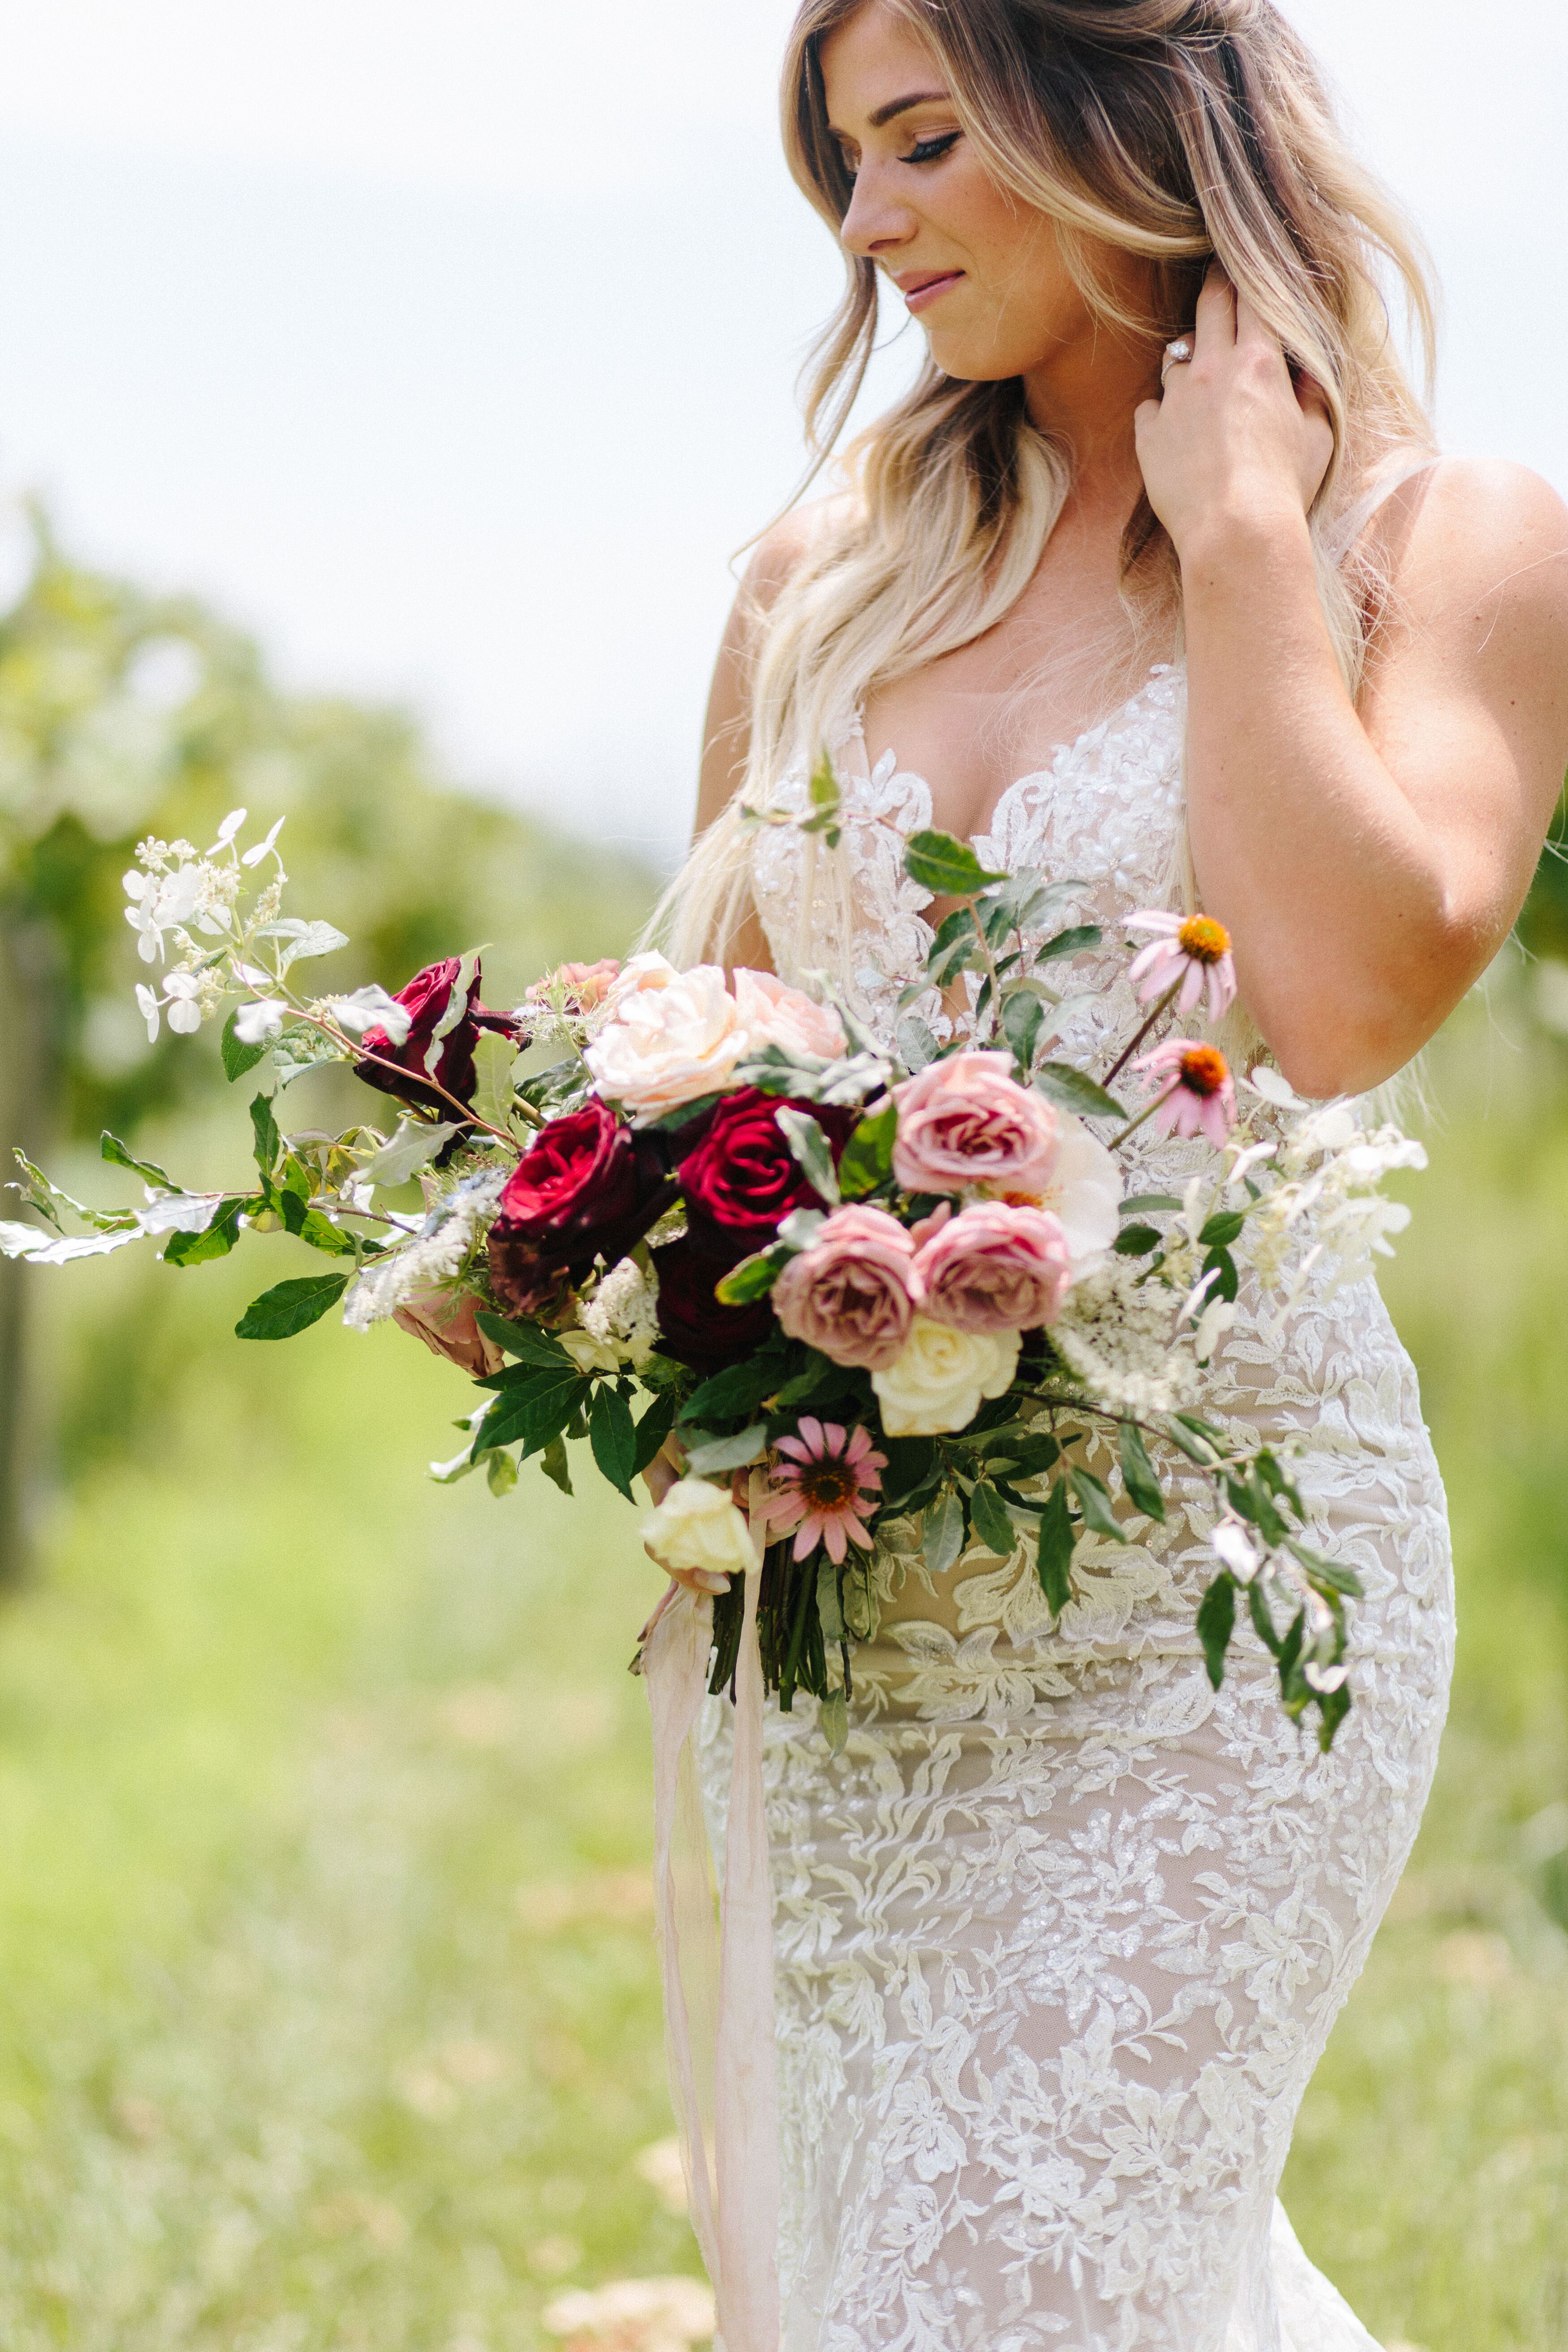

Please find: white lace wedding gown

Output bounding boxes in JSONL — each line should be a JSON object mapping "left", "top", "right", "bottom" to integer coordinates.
{"left": 700, "top": 651, "right": 1454, "bottom": 2352}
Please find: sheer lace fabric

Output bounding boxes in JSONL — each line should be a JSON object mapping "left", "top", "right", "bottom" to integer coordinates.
{"left": 702, "top": 663, "right": 1453, "bottom": 2352}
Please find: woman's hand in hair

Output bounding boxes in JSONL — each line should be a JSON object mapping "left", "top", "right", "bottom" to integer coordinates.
{"left": 1132, "top": 265, "right": 1334, "bottom": 563}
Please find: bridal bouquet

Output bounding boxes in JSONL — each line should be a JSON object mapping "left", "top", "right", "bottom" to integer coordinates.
{"left": 2, "top": 789, "right": 1424, "bottom": 1748}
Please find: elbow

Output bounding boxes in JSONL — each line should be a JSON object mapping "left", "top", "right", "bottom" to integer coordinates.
{"left": 1258, "top": 972, "right": 1457, "bottom": 1102}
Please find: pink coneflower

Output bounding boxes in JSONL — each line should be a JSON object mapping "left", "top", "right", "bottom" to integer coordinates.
{"left": 762, "top": 1417, "right": 886, "bottom": 1564}
{"left": 1126, "top": 909, "right": 1237, "bottom": 1022}
{"left": 1133, "top": 1039, "right": 1237, "bottom": 1149}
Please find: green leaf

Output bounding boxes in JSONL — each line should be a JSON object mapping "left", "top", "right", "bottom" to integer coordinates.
{"left": 235, "top": 1270, "right": 349, "bottom": 1340}
{"left": 100, "top": 1131, "right": 176, "bottom": 1189}
{"left": 1315, "top": 1680, "right": 1353, "bottom": 1751}
{"left": 474, "top": 1312, "right": 573, "bottom": 1367}
{"left": 982, "top": 873, "right": 1086, "bottom": 937}
{"left": 1000, "top": 989, "right": 1045, "bottom": 1076}
{"left": 969, "top": 1480, "right": 1016, "bottom": 1558}
{"left": 837, "top": 1097, "right": 899, "bottom": 1201}
{"left": 1225, "top": 1471, "right": 1287, "bottom": 1545}
{"left": 470, "top": 1030, "right": 522, "bottom": 1132}
{"left": 684, "top": 1425, "right": 768, "bottom": 1476}
{"left": 902, "top": 828, "right": 1007, "bottom": 896}
{"left": 1118, "top": 1423, "right": 1167, "bottom": 1523}
{"left": 925, "top": 905, "right": 978, "bottom": 969}
{"left": 1284, "top": 1538, "right": 1366, "bottom": 1599}
{"left": 806, "top": 747, "right": 841, "bottom": 824}
{"left": 271, "top": 1022, "right": 349, "bottom": 1089}
{"left": 276, "top": 1193, "right": 356, "bottom": 1255}
{"left": 1202, "top": 1245, "right": 1240, "bottom": 1305}
{"left": 715, "top": 1249, "right": 786, "bottom": 1305}
{"left": 479, "top": 1366, "right": 590, "bottom": 1456}
{"left": 486, "top": 1447, "right": 521, "bottom": 1497}
{"left": 1033, "top": 1064, "right": 1125, "bottom": 1121}
{"left": 644, "top": 1090, "right": 731, "bottom": 1135}
{"left": 992, "top": 1431, "right": 1061, "bottom": 1482}
{"left": 589, "top": 1383, "right": 638, "bottom": 1500}
{"left": 1036, "top": 1480, "right": 1077, "bottom": 1615}
{"left": 1114, "top": 1223, "right": 1162, "bottom": 1258}
{"left": 922, "top": 1488, "right": 967, "bottom": 1578}
{"left": 162, "top": 1194, "right": 250, "bottom": 1267}
{"left": 816, "top": 1558, "right": 846, "bottom": 1642}
{"left": 775, "top": 1105, "right": 840, "bottom": 1208}
{"left": 1197, "top": 1573, "right": 1237, "bottom": 1690}
{"left": 221, "top": 1009, "right": 269, "bottom": 1084}
{"left": 358, "top": 1116, "right": 463, "bottom": 1188}
{"left": 1163, "top": 1415, "right": 1218, "bottom": 1465}
{"left": 681, "top": 1350, "right": 788, "bottom": 1426}
{"left": 880, "top": 1435, "right": 937, "bottom": 1509}
{"left": 250, "top": 1094, "right": 282, "bottom": 1178}
{"left": 818, "top": 1686, "right": 849, "bottom": 1756}
{"left": 632, "top": 1389, "right": 679, "bottom": 1478}
{"left": 1035, "top": 923, "right": 1102, "bottom": 964}
{"left": 1199, "top": 1210, "right": 1247, "bottom": 1249}
{"left": 1120, "top": 1193, "right": 1183, "bottom": 1217}
{"left": 895, "top": 1014, "right": 939, "bottom": 1074}
{"left": 771, "top": 1357, "right": 862, "bottom": 1414}
{"left": 1069, "top": 1466, "right": 1130, "bottom": 1545}
{"left": 1248, "top": 1581, "right": 1283, "bottom": 1658}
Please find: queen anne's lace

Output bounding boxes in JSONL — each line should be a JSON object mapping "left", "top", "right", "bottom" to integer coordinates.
{"left": 718, "top": 661, "right": 1453, "bottom": 2352}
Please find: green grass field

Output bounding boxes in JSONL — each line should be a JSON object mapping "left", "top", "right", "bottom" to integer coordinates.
{"left": 0, "top": 996, "right": 1563, "bottom": 2352}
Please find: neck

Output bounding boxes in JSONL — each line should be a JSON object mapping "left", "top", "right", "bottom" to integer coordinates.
{"left": 1020, "top": 321, "right": 1163, "bottom": 518}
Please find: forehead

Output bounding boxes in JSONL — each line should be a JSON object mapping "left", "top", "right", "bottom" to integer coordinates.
{"left": 818, "top": 3, "right": 945, "bottom": 130}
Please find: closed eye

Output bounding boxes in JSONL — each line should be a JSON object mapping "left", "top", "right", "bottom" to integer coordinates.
{"left": 902, "top": 130, "right": 961, "bottom": 165}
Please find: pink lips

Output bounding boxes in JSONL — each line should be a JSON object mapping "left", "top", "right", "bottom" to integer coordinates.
{"left": 899, "top": 271, "right": 964, "bottom": 315}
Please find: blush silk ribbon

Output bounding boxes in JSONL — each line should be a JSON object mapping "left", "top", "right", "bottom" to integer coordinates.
{"left": 641, "top": 1486, "right": 781, "bottom": 2352}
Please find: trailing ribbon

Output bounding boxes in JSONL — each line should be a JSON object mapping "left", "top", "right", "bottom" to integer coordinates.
{"left": 642, "top": 1485, "right": 781, "bottom": 2352}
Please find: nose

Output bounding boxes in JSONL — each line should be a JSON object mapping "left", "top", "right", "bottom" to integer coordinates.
{"left": 840, "top": 162, "right": 917, "bottom": 261}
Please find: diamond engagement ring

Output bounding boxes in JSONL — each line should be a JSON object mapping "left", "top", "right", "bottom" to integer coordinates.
{"left": 1161, "top": 337, "right": 1193, "bottom": 383}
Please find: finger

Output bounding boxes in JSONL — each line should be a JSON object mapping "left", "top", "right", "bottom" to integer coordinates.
{"left": 1232, "top": 288, "right": 1284, "bottom": 358}
{"left": 1193, "top": 263, "right": 1236, "bottom": 353}
{"left": 1133, "top": 396, "right": 1163, "bottom": 438}
{"left": 1293, "top": 368, "right": 1331, "bottom": 423}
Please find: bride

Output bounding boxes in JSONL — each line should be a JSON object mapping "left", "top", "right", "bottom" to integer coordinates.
{"left": 637, "top": 2, "right": 1568, "bottom": 2347}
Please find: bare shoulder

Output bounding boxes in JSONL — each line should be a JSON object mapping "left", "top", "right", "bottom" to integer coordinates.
{"left": 741, "top": 491, "right": 857, "bottom": 611}
{"left": 1380, "top": 456, "right": 1568, "bottom": 646}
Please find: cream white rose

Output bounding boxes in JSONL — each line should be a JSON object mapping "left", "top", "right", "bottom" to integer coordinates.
{"left": 732, "top": 968, "right": 846, "bottom": 1061}
{"left": 870, "top": 1315, "right": 1020, "bottom": 1438}
{"left": 1033, "top": 1112, "right": 1121, "bottom": 1267}
{"left": 585, "top": 962, "right": 748, "bottom": 1119}
{"left": 640, "top": 1475, "right": 760, "bottom": 1593}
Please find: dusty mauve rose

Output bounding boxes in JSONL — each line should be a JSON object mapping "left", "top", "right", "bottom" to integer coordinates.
{"left": 526, "top": 957, "right": 621, "bottom": 1013}
{"left": 913, "top": 1201, "right": 1073, "bottom": 1334}
{"left": 487, "top": 1095, "right": 675, "bottom": 1316}
{"left": 392, "top": 1285, "right": 505, "bottom": 1377}
{"left": 732, "top": 969, "right": 847, "bottom": 1061}
{"left": 678, "top": 1091, "right": 857, "bottom": 1265}
{"left": 773, "top": 1206, "right": 918, "bottom": 1370}
{"left": 650, "top": 1236, "right": 773, "bottom": 1372}
{"left": 356, "top": 956, "right": 520, "bottom": 1117}
{"left": 892, "top": 1049, "right": 1060, "bottom": 1199}
{"left": 584, "top": 959, "right": 748, "bottom": 1118}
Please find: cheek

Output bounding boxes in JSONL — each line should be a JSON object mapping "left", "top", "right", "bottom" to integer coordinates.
{"left": 924, "top": 177, "right": 1077, "bottom": 369}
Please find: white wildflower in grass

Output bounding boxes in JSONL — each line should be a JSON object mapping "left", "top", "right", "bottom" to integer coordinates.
{"left": 1051, "top": 1261, "right": 1200, "bottom": 1417}
{"left": 342, "top": 1166, "right": 508, "bottom": 1332}
{"left": 579, "top": 1255, "right": 660, "bottom": 1368}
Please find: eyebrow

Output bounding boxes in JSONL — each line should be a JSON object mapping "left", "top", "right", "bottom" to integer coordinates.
{"left": 864, "top": 89, "right": 953, "bottom": 130}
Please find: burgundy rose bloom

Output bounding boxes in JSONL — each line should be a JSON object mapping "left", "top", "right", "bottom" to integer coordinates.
{"left": 651, "top": 1236, "right": 774, "bottom": 1374}
{"left": 678, "top": 1090, "right": 859, "bottom": 1266}
{"left": 356, "top": 956, "right": 521, "bottom": 1118}
{"left": 488, "top": 1094, "right": 676, "bottom": 1316}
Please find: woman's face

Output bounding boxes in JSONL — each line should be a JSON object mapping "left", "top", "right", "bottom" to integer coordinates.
{"left": 818, "top": 1, "right": 1142, "bottom": 383}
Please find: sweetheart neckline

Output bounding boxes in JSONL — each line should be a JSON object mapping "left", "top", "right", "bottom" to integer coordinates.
{"left": 853, "top": 659, "right": 1184, "bottom": 855}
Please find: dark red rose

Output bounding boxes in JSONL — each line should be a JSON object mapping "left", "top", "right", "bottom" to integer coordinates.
{"left": 356, "top": 957, "right": 521, "bottom": 1118}
{"left": 488, "top": 1094, "right": 676, "bottom": 1315}
{"left": 678, "top": 1090, "right": 858, "bottom": 1266}
{"left": 651, "top": 1236, "right": 773, "bottom": 1373}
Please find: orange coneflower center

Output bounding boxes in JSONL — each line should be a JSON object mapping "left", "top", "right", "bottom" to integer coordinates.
{"left": 1178, "top": 914, "right": 1231, "bottom": 964}
{"left": 797, "top": 1460, "right": 860, "bottom": 1511}
{"left": 1178, "top": 1044, "right": 1230, "bottom": 1098}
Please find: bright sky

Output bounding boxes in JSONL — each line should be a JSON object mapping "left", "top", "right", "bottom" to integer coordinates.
{"left": 0, "top": 0, "right": 1561, "bottom": 865}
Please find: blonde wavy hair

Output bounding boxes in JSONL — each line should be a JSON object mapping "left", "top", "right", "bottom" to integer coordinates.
{"left": 660, "top": 0, "right": 1437, "bottom": 970}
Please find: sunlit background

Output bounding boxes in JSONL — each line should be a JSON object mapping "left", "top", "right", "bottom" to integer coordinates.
{"left": 0, "top": 7, "right": 1563, "bottom": 2351}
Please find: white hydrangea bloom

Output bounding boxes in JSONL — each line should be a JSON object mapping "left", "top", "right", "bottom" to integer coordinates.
{"left": 1052, "top": 1262, "right": 1200, "bottom": 1417}
{"left": 579, "top": 1254, "right": 660, "bottom": 1367}
{"left": 342, "top": 1166, "right": 508, "bottom": 1331}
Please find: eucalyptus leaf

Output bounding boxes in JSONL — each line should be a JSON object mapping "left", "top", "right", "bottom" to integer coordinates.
{"left": 922, "top": 1488, "right": 967, "bottom": 1579}
{"left": 1033, "top": 1063, "right": 1126, "bottom": 1121}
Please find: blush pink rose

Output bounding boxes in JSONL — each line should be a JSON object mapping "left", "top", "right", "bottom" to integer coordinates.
{"left": 732, "top": 969, "right": 846, "bottom": 1060}
{"left": 913, "top": 1202, "right": 1073, "bottom": 1335}
{"left": 892, "top": 1050, "right": 1060, "bottom": 1199}
{"left": 772, "top": 1205, "right": 918, "bottom": 1370}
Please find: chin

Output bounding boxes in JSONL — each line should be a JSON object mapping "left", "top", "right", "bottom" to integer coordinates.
{"left": 923, "top": 335, "right": 1032, "bottom": 384}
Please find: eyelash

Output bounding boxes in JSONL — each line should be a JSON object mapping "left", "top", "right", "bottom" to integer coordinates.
{"left": 901, "top": 131, "right": 961, "bottom": 165}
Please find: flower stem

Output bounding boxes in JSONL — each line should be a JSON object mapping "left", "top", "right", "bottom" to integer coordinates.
{"left": 1108, "top": 1083, "right": 1177, "bottom": 1153}
{"left": 1103, "top": 978, "right": 1184, "bottom": 1090}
